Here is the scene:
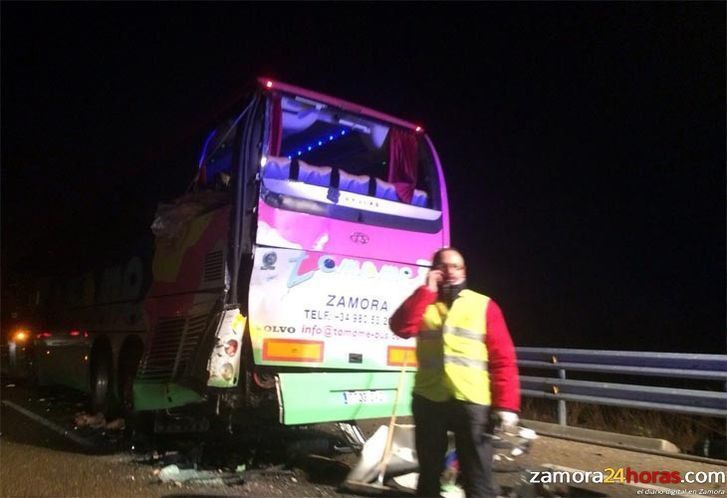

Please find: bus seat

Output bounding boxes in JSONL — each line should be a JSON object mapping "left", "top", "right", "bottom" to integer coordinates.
{"left": 262, "top": 156, "right": 290, "bottom": 179}
{"left": 264, "top": 157, "right": 428, "bottom": 208}
{"left": 412, "top": 189, "right": 428, "bottom": 207}
{"left": 298, "top": 161, "right": 333, "bottom": 188}
{"left": 338, "top": 170, "right": 371, "bottom": 195}
{"left": 374, "top": 178, "right": 399, "bottom": 202}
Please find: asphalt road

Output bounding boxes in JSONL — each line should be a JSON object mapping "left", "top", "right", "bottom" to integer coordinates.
{"left": 1, "top": 379, "right": 724, "bottom": 498}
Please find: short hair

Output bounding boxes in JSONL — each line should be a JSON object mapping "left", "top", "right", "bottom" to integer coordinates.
{"left": 431, "top": 247, "right": 465, "bottom": 267}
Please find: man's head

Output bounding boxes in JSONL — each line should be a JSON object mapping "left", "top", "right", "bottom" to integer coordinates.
{"left": 432, "top": 247, "right": 467, "bottom": 285}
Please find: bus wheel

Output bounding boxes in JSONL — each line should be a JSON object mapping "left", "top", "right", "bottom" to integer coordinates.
{"left": 89, "top": 349, "right": 112, "bottom": 415}
{"left": 117, "top": 344, "right": 142, "bottom": 416}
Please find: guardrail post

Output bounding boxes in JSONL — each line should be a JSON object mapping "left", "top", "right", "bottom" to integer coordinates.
{"left": 557, "top": 367, "right": 567, "bottom": 426}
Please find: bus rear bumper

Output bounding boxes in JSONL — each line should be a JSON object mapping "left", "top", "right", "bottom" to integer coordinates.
{"left": 276, "top": 371, "right": 415, "bottom": 425}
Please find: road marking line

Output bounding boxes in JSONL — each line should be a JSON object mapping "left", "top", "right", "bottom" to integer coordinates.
{"left": 542, "top": 463, "right": 694, "bottom": 497}
{"left": 1, "top": 400, "right": 96, "bottom": 449}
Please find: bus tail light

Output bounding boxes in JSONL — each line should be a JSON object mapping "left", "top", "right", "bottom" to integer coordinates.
{"left": 262, "top": 339, "right": 323, "bottom": 362}
{"left": 224, "top": 339, "right": 239, "bottom": 357}
{"left": 387, "top": 346, "right": 417, "bottom": 367}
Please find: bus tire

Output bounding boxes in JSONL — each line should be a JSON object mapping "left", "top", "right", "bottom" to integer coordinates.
{"left": 117, "top": 339, "right": 143, "bottom": 417}
{"left": 89, "top": 345, "right": 113, "bottom": 415}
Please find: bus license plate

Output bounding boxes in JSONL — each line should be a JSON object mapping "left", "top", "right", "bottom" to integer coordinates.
{"left": 342, "top": 390, "right": 386, "bottom": 405}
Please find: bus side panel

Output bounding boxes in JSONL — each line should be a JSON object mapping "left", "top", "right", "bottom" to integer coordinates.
{"left": 143, "top": 205, "right": 230, "bottom": 332}
{"left": 134, "top": 204, "right": 231, "bottom": 409}
{"left": 248, "top": 247, "right": 422, "bottom": 370}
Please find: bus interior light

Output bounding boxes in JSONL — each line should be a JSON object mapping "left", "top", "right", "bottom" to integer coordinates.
{"left": 284, "top": 128, "right": 349, "bottom": 158}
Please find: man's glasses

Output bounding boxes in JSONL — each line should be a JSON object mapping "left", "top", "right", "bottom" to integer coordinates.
{"left": 434, "top": 263, "right": 464, "bottom": 271}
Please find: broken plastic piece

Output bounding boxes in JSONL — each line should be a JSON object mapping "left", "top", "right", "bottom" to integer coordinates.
{"left": 157, "top": 464, "right": 245, "bottom": 486}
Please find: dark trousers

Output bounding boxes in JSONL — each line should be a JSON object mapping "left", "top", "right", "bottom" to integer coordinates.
{"left": 412, "top": 394, "right": 498, "bottom": 498}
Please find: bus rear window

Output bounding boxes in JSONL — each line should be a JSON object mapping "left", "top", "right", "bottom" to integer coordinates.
{"left": 266, "top": 95, "right": 439, "bottom": 211}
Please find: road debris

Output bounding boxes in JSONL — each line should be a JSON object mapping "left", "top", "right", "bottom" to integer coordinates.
{"left": 157, "top": 464, "right": 245, "bottom": 486}
{"left": 74, "top": 412, "right": 106, "bottom": 429}
{"left": 73, "top": 412, "right": 126, "bottom": 431}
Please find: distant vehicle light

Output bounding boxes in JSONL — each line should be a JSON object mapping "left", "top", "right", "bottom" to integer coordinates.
{"left": 69, "top": 330, "right": 81, "bottom": 337}
{"left": 12, "top": 330, "right": 29, "bottom": 343}
{"left": 266, "top": 80, "right": 273, "bottom": 88}
{"left": 415, "top": 126, "right": 423, "bottom": 133}
{"left": 36, "top": 332, "right": 52, "bottom": 339}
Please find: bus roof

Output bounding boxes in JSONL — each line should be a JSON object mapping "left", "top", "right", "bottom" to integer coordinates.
{"left": 258, "top": 77, "right": 423, "bottom": 132}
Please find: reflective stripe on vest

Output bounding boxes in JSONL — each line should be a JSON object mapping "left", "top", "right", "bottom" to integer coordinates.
{"left": 415, "top": 289, "right": 491, "bottom": 404}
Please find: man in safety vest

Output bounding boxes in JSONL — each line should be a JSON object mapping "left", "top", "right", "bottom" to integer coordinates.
{"left": 390, "top": 247, "right": 520, "bottom": 498}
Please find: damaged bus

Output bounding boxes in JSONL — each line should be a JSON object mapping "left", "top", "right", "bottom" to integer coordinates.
{"left": 31, "top": 78, "right": 450, "bottom": 433}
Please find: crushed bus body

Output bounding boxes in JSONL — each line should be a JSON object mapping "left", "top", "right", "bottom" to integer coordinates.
{"left": 26, "top": 78, "right": 451, "bottom": 430}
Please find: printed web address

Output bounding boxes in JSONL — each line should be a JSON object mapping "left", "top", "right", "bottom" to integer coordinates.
{"left": 300, "top": 325, "right": 393, "bottom": 340}
{"left": 528, "top": 467, "right": 726, "bottom": 485}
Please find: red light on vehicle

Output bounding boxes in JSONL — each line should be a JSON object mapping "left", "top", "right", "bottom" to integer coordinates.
{"left": 266, "top": 80, "right": 273, "bottom": 88}
{"left": 225, "top": 339, "right": 239, "bottom": 357}
{"left": 69, "top": 330, "right": 81, "bottom": 337}
{"left": 36, "top": 332, "right": 52, "bottom": 339}
{"left": 415, "top": 126, "right": 423, "bottom": 133}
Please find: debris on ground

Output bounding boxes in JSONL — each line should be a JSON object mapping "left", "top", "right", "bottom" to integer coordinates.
{"left": 74, "top": 412, "right": 106, "bottom": 429}
{"left": 156, "top": 464, "right": 245, "bottom": 486}
{"left": 72, "top": 412, "right": 126, "bottom": 431}
{"left": 105, "top": 418, "right": 125, "bottom": 431}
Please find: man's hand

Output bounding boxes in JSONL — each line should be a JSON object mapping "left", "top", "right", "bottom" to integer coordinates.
{"left": 490, "top": 410, "right": 519, "bottom": 435}
{"left": 426, "top": 269, "right": 444, "bottom": 292}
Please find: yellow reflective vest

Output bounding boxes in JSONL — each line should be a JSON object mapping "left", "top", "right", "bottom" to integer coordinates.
{"left": 414, "top": 289, "right": 491, "bottom": 405}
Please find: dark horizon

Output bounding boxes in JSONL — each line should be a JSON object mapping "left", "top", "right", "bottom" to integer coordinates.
{"left": 2, "top": 3, "right": 724, "bottom": 354}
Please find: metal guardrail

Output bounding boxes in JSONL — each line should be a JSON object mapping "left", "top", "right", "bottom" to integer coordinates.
{"left": 515, "top": 347, "right": 727, "bottom": 425}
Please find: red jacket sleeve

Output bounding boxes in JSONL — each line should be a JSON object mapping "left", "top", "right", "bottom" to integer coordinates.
{"left": 389, "top": 286, "right": 437, "bottom": 338}
{"left": 485, "top": 300, "right": 521, "bottom": 412}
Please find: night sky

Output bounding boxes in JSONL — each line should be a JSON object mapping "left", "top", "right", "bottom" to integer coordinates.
{"left": 2, "top": 3, "right": 724, "bottom": 353}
